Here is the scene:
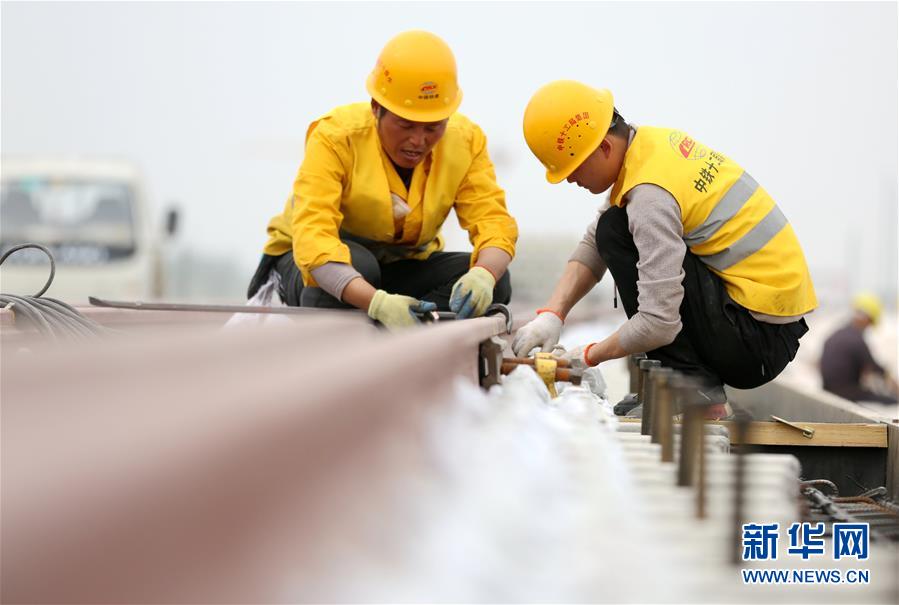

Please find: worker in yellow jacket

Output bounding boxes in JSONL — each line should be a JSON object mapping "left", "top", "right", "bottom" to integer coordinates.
{"left": 248, "top": 30, "right": 518, "bottom": 328}
{"left": 514, "top": 80, "right": 816, "bottom": 418}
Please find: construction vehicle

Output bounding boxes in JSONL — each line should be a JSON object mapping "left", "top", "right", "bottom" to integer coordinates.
{"left": 0, "top": 156, "right": 177, "bottom": 302}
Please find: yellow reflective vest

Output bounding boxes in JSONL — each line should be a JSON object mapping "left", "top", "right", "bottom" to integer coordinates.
{"left": 609, "top": 127, "right": 817, "bottom": 317}
{"left": 263, "top": 103, "right": 518, "bottom": 287}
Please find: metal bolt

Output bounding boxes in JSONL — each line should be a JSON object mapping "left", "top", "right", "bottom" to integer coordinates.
{"left": 638, "top": 359, "right": 661, "bottom": 436}
{"left": 674, "top": 373, "right": 702, "bottom": 488}
{"left": 731, "top": 408, "right": 752, "bottom": 566}
{"left": 628, "top": 353, "right": 647, "bottom": 394}
{"left": 643, "top": 367, "right": 674, "bottom": 443}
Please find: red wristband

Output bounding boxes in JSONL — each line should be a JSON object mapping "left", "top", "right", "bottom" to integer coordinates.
{"left": 536, "top": 308, "right": 565, "bottom": 322}
{"left": 584, "top": 342, "right": 599, "bottom": 367}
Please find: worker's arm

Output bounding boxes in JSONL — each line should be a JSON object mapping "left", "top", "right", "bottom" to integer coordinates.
{"left": 611, "top": 186, "right": 686, "bottom": 354}
{"left": 584, "top": 329, "right": 629, "bottom": 366}
{"left": 543, "top": 260, "right": 601, "bottom": 319}
{"left": 474, "top": 247, "right": 512, "bottom": 281}
{"left": 341, "top": 277, "right": 376, "bottom": 310}
{"left": 341, "top": 277, "right": 435, "bottom": 329}
{"left": 547, "top": 206, "right": 612, "bottom": 317}
{"left": 568, "top": 186, "right": 687, "bottom": 367}
{"left": 511, "top": 260, "right": 599, "bottom": 356}
{"left": 453, "top": 124, "right": 518, "bottom": 269}
{"left": 290, "top": 125, "right": 386, "bottom": 313}
{"left": 290, "top": 125, "right": 354, "bottom": 278}
{"left": 447, "top": 125, "right": 518, "bottom": 318}
{"left": 511, "top": 214, "right": 607, "bottom": 356}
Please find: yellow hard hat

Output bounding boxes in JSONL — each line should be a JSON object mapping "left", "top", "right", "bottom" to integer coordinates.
{"left": 523, "top": 80, "right": 616, "bottom": 183}
{"left": 366, "top": 30, "right": 462, "bottom": 123}
{"left": 853, "top": 292, "right": 883, "bottom": 325}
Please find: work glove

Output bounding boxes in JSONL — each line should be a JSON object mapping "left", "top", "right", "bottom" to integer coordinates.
{"left": 511, "top": 310, "right": 563, "bottom": 356}
{"left": 553, "top": 344, "right": 607, "bottom": 397}
{"left": 553, "top": 343, "right": 601, "bottom": 371}
{"left": 449, "top": 266, "right": 496, "bottom": 319}
{"left": 367, "top": 289, "right": 436, "bottom": 330}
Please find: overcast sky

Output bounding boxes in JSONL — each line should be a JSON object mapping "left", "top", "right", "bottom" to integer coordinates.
{"left": 2, "top": 1, "right": 897, "bottom": 303}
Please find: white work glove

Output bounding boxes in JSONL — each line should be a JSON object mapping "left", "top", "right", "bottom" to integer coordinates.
{"left": 554, "top": 343, "right": 589, "bottom": 371}
{"left": 553, "top": 343, "right": 607, "bottom": 397}
{"left": 512, "top": 310, "right": 563, "bottom": 356}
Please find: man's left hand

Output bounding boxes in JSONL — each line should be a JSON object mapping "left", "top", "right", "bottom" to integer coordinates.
{"left": 554, "top": 343, "right": 598, "bottom": 370}
{"left": 450, "top": 266, "right": 496, "bottom": 318}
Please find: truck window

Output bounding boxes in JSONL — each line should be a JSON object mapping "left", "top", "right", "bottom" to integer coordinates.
{"left": 0, "top": 180, "right": 137, "bottom": 265}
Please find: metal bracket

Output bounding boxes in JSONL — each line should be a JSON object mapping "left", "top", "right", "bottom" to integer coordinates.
{"left": 770, "top": 415, "right": 816, "bottom": 439}
{"left": 484, "top": 303, "right": 513, "bottom": 333}
{"left": 478, "top": 336, "right": 505, "bottom": 389}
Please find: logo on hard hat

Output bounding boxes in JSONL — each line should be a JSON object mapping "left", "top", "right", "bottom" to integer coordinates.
{"left": 668, "top": 131, "right": 708, "bottom": 161}
{"left": 418, "top": 81, "right": 439, "bottom": 100}
{"left": 372, "top": 59, "right": 393, "bottom": 84}
{"left": 555, "top": 112, "right": 591, "bottom": 152}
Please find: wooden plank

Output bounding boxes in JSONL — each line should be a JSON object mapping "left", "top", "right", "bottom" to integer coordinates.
{"left": 715, "top": 420, "right": 887, "bottom": 448}
{"left": 726, "top": 381, "right": 887, "bottom": 424}
{"left": 618, "top": 417, "right": 887, "bottom": 448}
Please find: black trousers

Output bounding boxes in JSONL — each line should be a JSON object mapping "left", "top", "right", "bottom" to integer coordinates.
{"left": 596, "top": 205, "right": 808, "bottom": 392}
{"left": 261, "top": 240, "right": 511, "bottom": 311}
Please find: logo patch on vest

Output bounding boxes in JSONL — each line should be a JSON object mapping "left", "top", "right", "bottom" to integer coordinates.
{"left": 668, "top": 130, "right": 709, "bottom": 161}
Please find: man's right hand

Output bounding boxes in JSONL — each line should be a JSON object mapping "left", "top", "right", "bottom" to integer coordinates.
{"left": 367, "top": 289, "right": 436, "bottom": 330}
{"left": 512, "top": 310, "right": 564, "bottom": 356}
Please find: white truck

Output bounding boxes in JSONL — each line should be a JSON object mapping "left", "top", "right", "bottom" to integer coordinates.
{"left": 0, "top": 157, "right": 177, "bottom": 303}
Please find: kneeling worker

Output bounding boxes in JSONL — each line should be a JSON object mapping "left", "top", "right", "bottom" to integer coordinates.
{"left": 249, "top": 30, "right": 518, "bottom": 328}
{"left": 514, "top": 80, "right": 816, "bottom": 417}
{"left": 820, "top": 293, "right": 898, "bottom": 404}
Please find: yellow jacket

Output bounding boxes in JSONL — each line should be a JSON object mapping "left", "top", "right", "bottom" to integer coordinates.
{"left": 263, "top": 103, "right": 518, "bottom": 286}
{"left": 610, "top": 127, "right": 817, "bottom": 317}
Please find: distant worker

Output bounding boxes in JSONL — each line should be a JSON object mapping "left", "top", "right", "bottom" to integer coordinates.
{"left": 513, "top": 81, "right": 817, "bottom": 418}
{"left": 248, "top": 30, "right": 517, "bottom": 328}
{"left": 820, "top": 293, "right": 898, "bottom": 404}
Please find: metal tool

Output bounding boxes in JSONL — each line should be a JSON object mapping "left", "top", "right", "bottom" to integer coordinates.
{"left": 534, "top": 352, "right": 559, "bottom": 397}
{"left": 484, "top": 304, "right": 513, "bottom": 333}
{"left": 500, "top": 362, "right": 581, "bottom": 385}
{"left": 770, "top": 415, "right": 816, "bottom": 439}
{"left": 503, "top": 356, "right": 572, "bottom": 368}
{"left": 89, "top": 296, "right": 332, "bottom": 315}
{"left": 414, "top": 303, "right": 512, "bottom": 331}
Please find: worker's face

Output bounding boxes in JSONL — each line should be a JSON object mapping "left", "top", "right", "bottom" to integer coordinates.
{"left": 373, "top": 102, "right": 448, "bottom": 169}
{"left": 566, "top": 135, "right": 627, "bottom": 194}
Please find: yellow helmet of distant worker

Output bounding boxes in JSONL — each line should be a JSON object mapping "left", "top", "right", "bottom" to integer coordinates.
{"left": 523, "top": 80, "right": 616, "bottom": 183}
{"left": 366, "top": 30, "right": 462, "bottom": 123}
{"left": 853, "top": 292, "right": 883, "bottom": 325}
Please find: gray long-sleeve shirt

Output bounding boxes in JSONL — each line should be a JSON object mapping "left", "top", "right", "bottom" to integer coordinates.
{"left": 569, "top": 185, "right": 687, "bottom": 353}
{"left": 569, "top": 139, "right": 804, "bottom": 354}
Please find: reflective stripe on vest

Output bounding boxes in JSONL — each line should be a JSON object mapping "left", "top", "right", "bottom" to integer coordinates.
{"left": 683, "top": 171, "right": 759, "bottom": 246}
{"left": 607, "top": 126, "right": 817, "bottom": 316}
{"left": 700, "top": 204, "right": 788, "bottom": 270}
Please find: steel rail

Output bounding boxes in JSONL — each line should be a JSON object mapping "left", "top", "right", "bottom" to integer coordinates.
{"left": 2, "top": 313, "right": 506, "bottom": 602}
